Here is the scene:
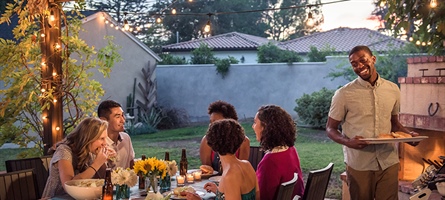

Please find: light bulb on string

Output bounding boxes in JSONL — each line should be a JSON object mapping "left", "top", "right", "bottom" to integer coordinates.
{"left": 431, "top": 0, "right": 437, "bottom": 8}
{"left": 53, "top": 99, "right": 57, "bottom": 103}
{"left": 156, "top": 16, "right": 162, "bottom": 24}
{"left": 49, "top": 10, "right": 55, "bottom": 22}
{"left": 427, "top": 41, "right": 432, "bottom": 45}
{"left": 115, "top": 26, "right": 119, "bottom": 30}
{"left": 379, "top": 0, "right": 386, "bottom": 7}
{"left": 172, "top": 8, "right": 177, "bottom": 15}
{"left": 52, "top": 72, "right": 57, "bottom": 76}
{"left": 124, "top": 19, "right": 130, "bottom": 31}
{"left": 204, "top": 13, "right": 212, "bottom": 33}
{"left": 41, "top": 33, "right": 45, "bottom": 38}
{"left": 305, "top": 12, "right": 314, "bottom": 28}
{"left": 105, "top": 20, "right": 109, "bottom": 24}
{"left": 416, "top": 40, "right": 421, "bottom": 45}
{"left": 55, "top": 127, "right": 60, "bottom": 131}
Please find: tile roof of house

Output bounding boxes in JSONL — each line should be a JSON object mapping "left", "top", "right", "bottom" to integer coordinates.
{"left": 278, "top": 27, "right": 408, "bottom": 54}
{"left": 162, "top": 32, "right": 276, "bottom": 52}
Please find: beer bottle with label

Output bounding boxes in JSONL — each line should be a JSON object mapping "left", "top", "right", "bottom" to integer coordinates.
{"left": 179, "top": 149, "right": 188, "bottom": 175}
{"left": 102, "top": 168, "right": 113, "bottom": 200}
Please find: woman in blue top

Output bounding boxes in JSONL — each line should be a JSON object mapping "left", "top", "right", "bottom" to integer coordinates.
{"left": 187, "top": 119, "right": 259, "bottom": 200}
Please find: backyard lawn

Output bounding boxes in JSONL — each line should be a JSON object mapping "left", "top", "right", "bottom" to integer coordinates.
{"left": 0, "top": 122, "right": 345, "bottom": 199}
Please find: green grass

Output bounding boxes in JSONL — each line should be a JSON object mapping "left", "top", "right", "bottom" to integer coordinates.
{"left": 0, "top": 123, "right": 345, "bottom": 199}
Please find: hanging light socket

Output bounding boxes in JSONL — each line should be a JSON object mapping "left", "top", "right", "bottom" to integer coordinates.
{"left": 204, "top": 13, "right": 212, "bottom": 33}
{"left": 305, "top": 12, "right": 315, "bottom": 28}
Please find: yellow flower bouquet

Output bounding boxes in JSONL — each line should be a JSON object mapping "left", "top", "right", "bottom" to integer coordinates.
{"left": 134, "top": 157, "right": 167, "bottom": 193}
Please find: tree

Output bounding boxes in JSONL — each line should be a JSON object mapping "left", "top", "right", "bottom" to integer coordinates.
{"left": 156, "top": 0, "right": 271, "bottom": 43}
{"left": 190, "top": 43, "right": 215, "bottom": 64}
{"left": 87, "top": 0, "right": 151, "bottom": 24}
{"left": 373, "top": 0, "right": 445, "bottom": 55}
{"left": 307, "top": 45, "right": 336, "bottom": 62}
{"left": 0, "top": 1, "right": 121, "bottom": 156}
{"left": 264, "top": 0, "right": 323, "bottom": 41}
{"left": 257, "top": 42, "right": 302, "bottom": 63}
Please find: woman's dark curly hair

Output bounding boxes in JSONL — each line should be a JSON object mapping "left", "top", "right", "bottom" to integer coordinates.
{"left": 208, "top": 100, "right": 238, "bottom": 121}
{"left": 257, "top": 105, "right": 296, "bottom": 151}
{"left": 206, "top": 119, "right": 245, "bottom": 155}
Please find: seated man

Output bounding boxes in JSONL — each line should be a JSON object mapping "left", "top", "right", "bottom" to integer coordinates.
{"left": 199, "top": 100, "right": 250, "bottom": 172}
{"left": 98, "top": 100, "right": 135, "bottom": 169}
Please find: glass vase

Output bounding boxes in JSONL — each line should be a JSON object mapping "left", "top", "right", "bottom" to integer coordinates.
{"left": 159, "top": 174, "right": 171, "bottom": 193}
{"left": 116, "top": 184, "right": 130, "bottom": 200}
{"left": 145, "top": 175, "right": 158, "bottom": 193}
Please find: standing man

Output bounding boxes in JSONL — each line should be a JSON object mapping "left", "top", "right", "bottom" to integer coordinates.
{"left": 98, "top": 100, "right": 135, "bottom": 169}
{"left": 326, "top": 45, "right": 419, "bottom": 200}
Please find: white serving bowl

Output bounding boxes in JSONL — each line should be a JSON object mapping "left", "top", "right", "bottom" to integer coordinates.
{"left": 436, "top": 181, "right": 445, "bottom": 196}
{"left": 64, "top": 179, "right": 104, "bottom": 200}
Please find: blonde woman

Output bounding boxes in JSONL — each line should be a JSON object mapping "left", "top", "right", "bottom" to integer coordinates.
{"left": 42, "top": 117, "right": 112, "bottom": 198}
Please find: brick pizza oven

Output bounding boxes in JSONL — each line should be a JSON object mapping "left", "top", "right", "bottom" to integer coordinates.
{"left": 398, "top": 55, "right": 445, "bottom": 181}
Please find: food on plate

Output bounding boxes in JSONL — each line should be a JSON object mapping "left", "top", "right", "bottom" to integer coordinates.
{"left": 199, "top": 165, "right": 214, "bottom": 174}
{"left": 173, "top": 186, "right": 196, "bottom": 197}
{"left": 391, "top": 131, "right": 412, "bottom": 138}
{"left": 377, "top": 133, "right": 394, "bottom": 139}
{"left": 73, "top": 179, "right": 104, "bottom": 187}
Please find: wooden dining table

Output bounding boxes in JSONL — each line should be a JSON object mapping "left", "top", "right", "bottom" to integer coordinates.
{"left": 50, "top": 170, "right": 218, "bottom": 200}
{"left": 129, "top": 174, "right": 217, "bottom": 200}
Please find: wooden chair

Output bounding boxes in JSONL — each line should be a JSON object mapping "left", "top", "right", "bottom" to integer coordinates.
{"left": 248, "top": 146, "right": 265, "bottom": 171}
{"left": 5, "top": 155, "right": 52, "bottom": 199}
{"left": 301, "top": 162, "right": 334, "bottom": 200}
{"left": 276, "top": 173, "right": 298, "bottom": 200}
{"left": 0, "top": 169, "right": 39, "bottom": 200}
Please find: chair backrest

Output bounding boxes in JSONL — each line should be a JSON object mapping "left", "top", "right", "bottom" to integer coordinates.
{"left": 5, "top": 155, "right": 52, "bottom": 199}
{"left": 0, "top": 169, "right": 39, "bottom": 200}
{"left": 276, "top": 173, "right": 298, "bottom": 200}
{"left": 302, "top": 162, "right": 334, "bottom": 200}
{"left": 248, "top": 146, "right": 265, "bottom": 171}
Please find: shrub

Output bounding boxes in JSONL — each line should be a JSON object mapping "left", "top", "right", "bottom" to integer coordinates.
{"left": 307, "top": 45, "right": 336, "bottom": 62}
{"left": 158, "top": 54, "right": 187, "bottom": 65}
{"left": 294, "top": 87, "right": 335, "bottom": 128}
{"left": 157, "top": 107, "right": 190, "bottom": 130}
{"left": 190, "top": 43, "right": 216, "bottom": 64}
{"left": 215, "top": 56, "right": 239, "bottom": 79}
{"left": 258, "top": 42, "right": 302, "bottom": 64}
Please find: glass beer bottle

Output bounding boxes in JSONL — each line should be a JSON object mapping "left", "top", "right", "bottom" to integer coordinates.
{"left": 102, "top": 168, "right": 113, "bottom": 200}
{"left": 179, "top": 149, "right": 188, "bottom": 175}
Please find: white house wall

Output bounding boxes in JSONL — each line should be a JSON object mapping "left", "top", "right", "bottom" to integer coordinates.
{"left": 157, "top": 56, "right": 351, "bottom": 122}
{"left": 170, "top": 50, "right": 258, "bottom": 63}
{"left": 79, "top": 14, "right": 158, "bottom": 115}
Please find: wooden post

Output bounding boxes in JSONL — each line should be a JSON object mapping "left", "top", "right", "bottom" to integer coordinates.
{"left": 40, "top": 3, "right": 63, "bottom": 155}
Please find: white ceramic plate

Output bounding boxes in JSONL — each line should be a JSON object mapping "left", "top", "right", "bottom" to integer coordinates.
{"left": 169, "top": 191, "right": 205, "bottom": 199}
{"left": 359, "top": 136, "right": 428, "bottom": 144}
{"left": 209, "top": 175, "right": 222, "bottom": 183}
{"left": 187, "top": 169, "right": 219, "bottom": 179}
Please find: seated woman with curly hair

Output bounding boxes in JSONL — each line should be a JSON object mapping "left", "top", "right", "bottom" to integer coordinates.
{"left": 252, "top": 105, "right": 304, "bottom": 200}
{"left": 187, "top": 119, "right": 259, "bottom": 200}
{"left": 199, "top": 100, "right": 250, "bottom": 172}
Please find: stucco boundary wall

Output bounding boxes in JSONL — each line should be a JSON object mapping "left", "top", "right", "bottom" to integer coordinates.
{"left": 156, "top": 56, "right": 350, "bottom": 122}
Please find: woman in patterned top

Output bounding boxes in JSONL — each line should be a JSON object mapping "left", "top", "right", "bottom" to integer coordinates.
{"left": 187, "top": 119, "right": 259, "bottom": 200}
{"left": 41, "top": 117, "right": 112, "bottom": 198}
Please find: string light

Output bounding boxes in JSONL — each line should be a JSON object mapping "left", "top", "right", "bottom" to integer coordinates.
{"left": 305, "top": 12, "right": 314, "bottom": 28}
{"left": 41, "top": 33, "right": 45, "bottom": 37}
{"left": 55, "top": 43, "right": 61, "bottom": 49}
{"left": 430, "top": 0, "right": 437, "bottom": 8}
{"left": 53, "top": 99, "right": 57, "bottom": 103}
{"left": 172, "top": 8, "right": 177, "bottom": 15}
{"left": 41, "top": 88, "right": 46, "bottom": 92}
{"left": 156, "top": 16, "right": 162, "bottom": 23}
{"left": 49, "top": 10, "right": 55, "bottom": 22}
{"left": 124, "top": 19, "right": 130, "bottom": 31}
{"left": 52, "top": 72, "right": 57, "bottom": 76}
{"left": 416, "top": 40, "right": 421, "bottom": 45}
{"left": 55, "top": 127, "right": 60, "bottom": 131}
{"left": 379, "top": 0, "right": 386, "bottom": 7}
{"left": 204, "top": 13, "right": 212, "bottom": 33}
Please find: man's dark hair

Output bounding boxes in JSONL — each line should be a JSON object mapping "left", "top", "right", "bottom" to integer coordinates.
{"left": 97, "top": 100, "right": 122, "bottom": 120}
{"left": 207, "top": 100, "right": 238, "bottom": 121}
{"left": 349, "top": 45, "right": 373, "bottom": 57}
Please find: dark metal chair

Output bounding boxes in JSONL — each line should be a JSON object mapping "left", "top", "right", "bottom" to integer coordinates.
{"left": 276, "top": 172, "right": 298, "bottom": 200}
{"left": 0, "top": 168, "right": 39, "bottom": 200}
{"left": 301, "top": 162, "right": 334, "bottom": 200}
{"left": 247, "top": 146, "right": 265, "bottom": 171}
{"left": 5, "top": 155, "right": 52, "bottom": 199}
